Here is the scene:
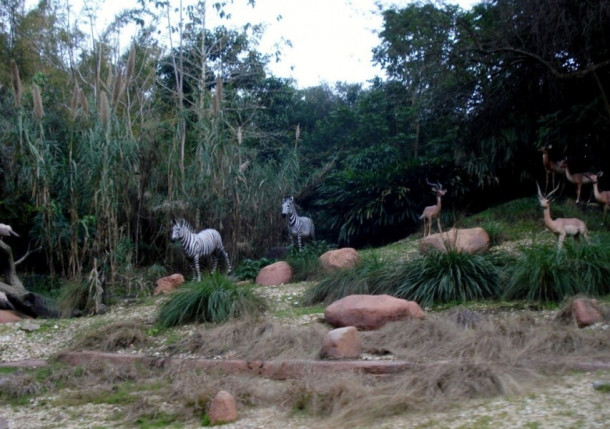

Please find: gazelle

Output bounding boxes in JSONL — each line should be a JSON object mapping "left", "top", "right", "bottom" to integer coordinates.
{"left": 420, "top": 179, "right": 447, "bottom": 237}
{"left": 559, "top": 159, "right": 594, "bottom": 204}
{"left": 539, "top": 145, "right": 565, "bottom": 192}
{"left": 537, "top": 182, "right": 589, "bottom": 251}
{"left": 586, "top": 172, "right": 610, "bottom": 221}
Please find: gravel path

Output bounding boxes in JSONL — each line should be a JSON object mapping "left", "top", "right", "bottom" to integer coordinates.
{"left": 1, "top": 282, "right": 609, "bottom": 428}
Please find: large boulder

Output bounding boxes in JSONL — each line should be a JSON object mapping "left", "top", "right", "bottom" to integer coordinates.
{"left": 153, "top": 274, "right": 185, "bottom": 295}
{"left": 324, "top": 294, "right": 425, "bottom": 330}
{"left": 255, "top": 261, "right": 292, "bottom": 286}
{"left": 319, "top": 248, "right": 360, "bottom": 272}
{"left": 420, "top": 227, "right": 490, "bottom": 254}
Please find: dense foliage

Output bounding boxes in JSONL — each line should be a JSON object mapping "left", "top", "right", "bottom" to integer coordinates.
{"left": 1, "top": 0, "right": 609, "bottom": 301}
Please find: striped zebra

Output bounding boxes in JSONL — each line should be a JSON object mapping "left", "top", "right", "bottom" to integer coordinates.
{"left": 170, "top": 219, "right": 232, "bottom": 281}
{"left": 281, "top": 196, "right": 315, "bottom": 251}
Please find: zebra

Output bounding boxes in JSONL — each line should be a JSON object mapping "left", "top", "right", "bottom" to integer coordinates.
{"left": 170, "top": 219, "right": 232, "bottom": 281}
{"left": 281, "top": 196, "right": 315, "bottom": 251}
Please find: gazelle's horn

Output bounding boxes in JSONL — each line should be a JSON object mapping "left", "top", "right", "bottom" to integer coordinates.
{"left": 547, "top": 183, "right": 561, "bottom": 198}
{"left": 536, "top": 182, "right": 543, "bottom": 198}
{"left": 425, "top": 178, "right": 435, "bottom": 187}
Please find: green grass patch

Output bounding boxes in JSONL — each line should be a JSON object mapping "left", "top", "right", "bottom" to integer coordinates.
{"left": 156, "top": 274, "right": 267, "bottom": 327}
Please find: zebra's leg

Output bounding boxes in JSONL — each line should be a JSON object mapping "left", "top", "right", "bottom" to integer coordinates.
{"left": 221, "top": 249, "right": 232, "bottom": 274}
{"left": 297, "top": 234, "right": 303, "bottom": 251}
{"left": 192, "top": 258, "right": 201, "bottom": 282}
{"left": 210, "top": 255, "right": 219, "bottom": 274}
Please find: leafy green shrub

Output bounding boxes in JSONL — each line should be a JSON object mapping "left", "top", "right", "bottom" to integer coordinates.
{"left": 22, "top": 274, "right": 62, "bottom": 299}
{"left": 302, "top": 254, "right": 385, "bottom": 305}
{"left": 286, "top": 240, "right": 335, "bottom": 281}
{"left": 157, "top": 275, "right": 266, "bottom": 328}
{"left": 503, "top": 241, "right": 610, "bottom": 302}
{"left": 234, "top": 257, "right": 275, "bottom": 281}
{"left": 388, "top": 250, "right": 501, "bottom": 307}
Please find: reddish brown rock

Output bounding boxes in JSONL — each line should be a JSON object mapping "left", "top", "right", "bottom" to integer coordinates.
{"left": 571, "top": 298, "right": 604, "bottom": 328}
{"left": 320, "top": 326, "right": 361, "bottom": 360}
{"left": 324, "top": 294, "right": 425, "bottom": 330}
{"left": 153, "top": 273, "right": 185, "bottom": 295}
{"left": 208, "top": 390, "right": 238, "bottom": 425}
{"left": 255, "top": 261, "right": 292, "bottom": 286}
{"left": 319, "top": 248, "right": 361, "bottom": 272}
{"left": 420, "top": 227, "right": 490, "bottom": 254}
{"left": 0, "top": 309, "right": 31, "bottom": 324}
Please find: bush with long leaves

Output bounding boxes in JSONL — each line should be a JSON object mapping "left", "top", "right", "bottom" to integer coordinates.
{"left": 157, "top": 275, "right": 266, "bottom": 328}
{"left": 388, "top": 250, "right": 501, "bottom": 307}
{"left": 302, "top": 253, "right": 385, "bottom": 305}
{"left": 503, "top": 241, "right": 610, "bottom": 302}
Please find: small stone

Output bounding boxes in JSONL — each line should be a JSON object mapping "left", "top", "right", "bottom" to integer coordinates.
{"left": 208, "top": 390, "right": 238, "bottom": 424}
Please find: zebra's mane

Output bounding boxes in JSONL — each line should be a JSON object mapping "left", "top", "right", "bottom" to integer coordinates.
{"left": 176, "top": 218, "right": 195, "bottom": 232}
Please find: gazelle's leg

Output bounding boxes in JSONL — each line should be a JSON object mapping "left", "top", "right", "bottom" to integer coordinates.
{"left": 437, "top": 217, "right": 442, "bottom": 234}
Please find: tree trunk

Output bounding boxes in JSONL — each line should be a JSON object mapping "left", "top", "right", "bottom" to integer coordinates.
{"left": 0, "top": 240, "right": 58, "bottom": 318}
{"left": 0, "top": 240, "right": 27, "bottom": 297}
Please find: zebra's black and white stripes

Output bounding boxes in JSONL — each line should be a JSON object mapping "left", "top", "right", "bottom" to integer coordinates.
{"left": 171, "top": 219, "right": 232, "bottom": 281}
{"left": 281, "top": 196, "right": 315, "bottom": 251}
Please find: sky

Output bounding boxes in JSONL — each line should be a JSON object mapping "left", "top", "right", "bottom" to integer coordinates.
{"left": 28, "top": 0, "right": 480, "bottom": 89}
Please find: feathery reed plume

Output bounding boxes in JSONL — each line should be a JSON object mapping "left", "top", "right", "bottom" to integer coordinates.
{"left": 70, "top": 82, "right": 80, "bottom": 119}
{"left": 237, "top": 126, "right": 242, "bottom": 146}
{"left": 295, "top": 123, "right": 300, "bottom": 142}
{"left": 32, "top": 83, "right": 44, "bottom": 119}
{"left": 99, "top": 91, "right": 109, "bottom": 124}
{"left": 79, "top": 88, "right": 89, "bottom": 115}
{"left": 10, "top": 60, "right": 22, "bottom": 107}
{"left": 112, "top": 69, "right": 123, "bottom": 106}
{"left": 126, "top": 46, "right": 136, "bottom": 85}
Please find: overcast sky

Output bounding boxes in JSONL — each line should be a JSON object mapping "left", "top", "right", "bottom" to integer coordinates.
{"left": 27, "top": 0, "right": 479, "bottom": 88}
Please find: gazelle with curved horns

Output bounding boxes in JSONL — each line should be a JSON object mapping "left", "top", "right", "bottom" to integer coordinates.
{"left": 537, "top": 182, "right": 589, "bottom": 251}
{"left": 419, "top": 179, "right": 447, "bottom": 237}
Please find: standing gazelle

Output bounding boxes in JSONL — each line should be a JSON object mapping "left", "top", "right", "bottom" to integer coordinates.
{"left": 537, "top": 183, "right": 589, "bottom": 251}
{"left": 420, "top": 179, "right": 447, "bottom": 237}
{"left": 539, "top": 145, "right": 565, "bottom": 192}
{"left": 559, "top": 159, "right": 594, "bottom": 204}
{"left": 586, "top": 172, "right": 610, "bottom": 222}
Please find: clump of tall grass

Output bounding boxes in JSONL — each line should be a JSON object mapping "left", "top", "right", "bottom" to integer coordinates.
{"left": 156, "top": 274, "right": 266, "bottom": 328}
{"left": 503, "top": 240, "right": 610, "bottom": 302}
{"left": 302, "top": 253, "right": 385, "bottom": 305}
{"left": 387, "top": 250, "right": 501, "bottom": 307}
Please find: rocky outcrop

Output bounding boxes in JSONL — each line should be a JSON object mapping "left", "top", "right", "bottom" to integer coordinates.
{"left": 255, "top": 261, "right": 293, "bottom": 286}
{"left": 324, "top": 294, "right": 425, "bottom": 330}
{"left": 153, "top": 274, "right": 185, "bottom": 295}
{"left": 319, "top": 248, "right": 360, "bottom": 272}
{"left": 420, "top": 227, "right": 490, "bottom": 254}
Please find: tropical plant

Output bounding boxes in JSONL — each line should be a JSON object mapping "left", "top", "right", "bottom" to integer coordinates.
{"left": 156, "top": 274, "right": 266, "bottom": 327}
{"left": 388, "top": 250, "right": 501, "bottom": 307}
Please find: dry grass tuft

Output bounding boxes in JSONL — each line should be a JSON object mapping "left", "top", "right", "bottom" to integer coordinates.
{"left": 175, "top": 319, "right": 328, "bottom": 360}
{"left": 69, "top": 321, "right": 150, "bottom": 352}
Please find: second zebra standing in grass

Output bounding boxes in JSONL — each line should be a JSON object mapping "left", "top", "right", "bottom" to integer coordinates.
{"left": 281, "top": 196, "right": 315, "bottom": 251}
{"left": 171, "top": 218, "right": 232, "bottom": 281}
